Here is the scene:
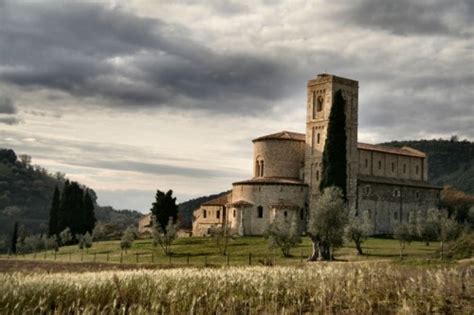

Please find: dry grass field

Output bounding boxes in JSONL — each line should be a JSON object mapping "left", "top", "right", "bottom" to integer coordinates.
{"left": 0, "top": 261, "right": 472, "bottom": 314}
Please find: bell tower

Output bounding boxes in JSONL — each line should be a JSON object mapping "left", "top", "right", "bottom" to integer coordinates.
{"left": 304, "top": 74, "right": 359, "bottom": 212}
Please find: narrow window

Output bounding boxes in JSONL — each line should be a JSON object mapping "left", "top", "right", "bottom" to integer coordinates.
{"left": 312, "top": 91, "right": 317, "bottom": 118}
{"left": 222, "top": 207, "right": 226, "bottom": 219}
{"left": 393, "top": 189, "right": 400, "bottom": 197}
{"left": 317, "top": 133, "right": 320, "bottom": 144}
{"left": 283, "top": 211, "right": 288, "bottom": 218}
{"left": 365, "top": 186, "right": 370, "bottom": 195}
{"left": 216, "top": 210, "right": 220, "bottom": 219}
{"left": 203, "top": 210, "right": 207, "bottom": 218}
{"left": 233, "top": 209, "right": 236, "bottom": 218}
{"left": 317, "top": 96, "right": 323, "bottom": 112}
{"left": 260, "top": 161, "right": 264, "bottom": 177}
{"left": 368, "top": 209, "right": 372, "bottom": 219}
{"left": 415, "top": 191, "right": 420, "bottom": 199}
{"left": 391, "top": 162, "right": 395, "bottom": 172}
{"left": 365, "top": 158, "right": 368, "bottom": 168}
{"left": 378, "top": 160, "right": 382, "bottom": 170}
{"left": 394, "top": 212, "right": 398, "bottom": 220}
{"left": 415, "top": 165, "right": 419, "bottom": 175}
{"left": 403, "top": 164, "right": 407, "bottom": 173}
{"left": 300, "top": 208, "right": 304, "bottom": 220}
{"left": 255, "top": 160, "right": 260, "bottom": 177}
{"left": 316, "top": 170, "right": 319, "bottom": 181}
{"left": 257, "top": 206, "right": 263, "bottom": 218}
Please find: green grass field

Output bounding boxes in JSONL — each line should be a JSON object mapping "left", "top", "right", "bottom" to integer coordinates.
{"left": 1, "top": 236, "right": 446, "bottom": 267}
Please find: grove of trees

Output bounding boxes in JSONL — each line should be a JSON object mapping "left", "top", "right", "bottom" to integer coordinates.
{"left": 48, "top": 181, "right": 96, "bottom": 240}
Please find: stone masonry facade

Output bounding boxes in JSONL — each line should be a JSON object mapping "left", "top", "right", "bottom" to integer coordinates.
{"left": 192, "top": 74, "right": 441, "bottom": 236}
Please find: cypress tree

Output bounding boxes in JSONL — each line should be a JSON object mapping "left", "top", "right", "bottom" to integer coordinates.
{"left": 48, "top": 186, "right": 60, "bottom": 236}
{"left": 319, "top": 89, "right": 347, "bottom": 199}
{"left": 68, "top": 182, "right": 85, "bottom": 236}
{"left": 83, "top": 191, "right": 96, "bottom": 233}
{"left": 150, "top": 190, "right": 178, "bottom": 231}
{"left": 57, "top": 180, "right": 71, "bottom": 234}
{"left": 11, "top": 222, "right": 18, "bottom": 254}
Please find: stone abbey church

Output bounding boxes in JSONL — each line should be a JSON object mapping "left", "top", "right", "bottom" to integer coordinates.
{"left": 192, "top": 74, "right": 441, "bottom": 236}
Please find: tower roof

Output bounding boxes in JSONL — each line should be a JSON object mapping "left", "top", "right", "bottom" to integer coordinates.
{"left": 252, "top": 131, "right": 305, "bottom": 143}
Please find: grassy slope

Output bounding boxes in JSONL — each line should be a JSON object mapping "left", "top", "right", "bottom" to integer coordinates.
{"left": 1, "top": 237, "right": 443, "bottom": 266}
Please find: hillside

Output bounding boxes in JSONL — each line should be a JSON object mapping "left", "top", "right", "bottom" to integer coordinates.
{"left": 0, "top": 149, "right": 141, "bottom": 240}
{"left": 381, "top": 138, "right": 474, "bottom": 194}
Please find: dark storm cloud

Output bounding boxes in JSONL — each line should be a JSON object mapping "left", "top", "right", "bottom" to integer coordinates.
{"left": 0, "top": 97, "right": 17, "bottom": 114}
{"left": 0, "top": 0, "right": 296, "bottom": 113}
{"left": 343, "top": 0, "right": 473, "bottom": 36}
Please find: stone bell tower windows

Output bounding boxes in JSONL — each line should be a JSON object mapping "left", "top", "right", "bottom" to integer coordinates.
{"left": 255, "top": 157, "right": 264, "bottom": 177}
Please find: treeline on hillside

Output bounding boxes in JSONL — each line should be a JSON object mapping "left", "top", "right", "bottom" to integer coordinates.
{"left": 48, "top": 182, "right": 96, "bottom": 238}
{"left": 0, "top": 148, "right": 142, "bottom": 253}
{"left": 0, "top": 149, "right": 67, "bottom": 236}
{"left": 381, "top": 137, "right": 474, "bottom": 194}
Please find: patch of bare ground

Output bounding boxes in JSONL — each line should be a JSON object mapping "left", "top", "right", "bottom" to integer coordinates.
{"left": 0, "top": 259, "right": 160, "bottom": 273}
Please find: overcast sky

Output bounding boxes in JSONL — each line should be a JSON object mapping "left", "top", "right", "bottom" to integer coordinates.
{"left": 0, "top": 0, "right": 473, "bottom": 212}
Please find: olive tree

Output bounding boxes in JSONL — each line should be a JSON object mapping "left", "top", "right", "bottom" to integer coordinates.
{"left": 307, "top": 187, "right": 348, "bottom": 261}
{"left": 209, "top": 223, "right": 236, "bottom": 256}
{"left": 264, "top": 214, "right": 301, "bottom": 257}
{"left": 120, "top": 226, "right": 136, "bottom": 253}
{"left": 345, "top": 209, "right": 372, "bottom": 255}
{"left": 59, "top": 228, "right": 72, "bottom": 247}
{"left": 152, "top": 217, "right": 177, "bottom": 256}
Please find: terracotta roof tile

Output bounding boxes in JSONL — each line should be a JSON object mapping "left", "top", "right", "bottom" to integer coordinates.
{"left": 201, "top": 193, "right": 231, "bottom": 206}
{"left": 357, "top": 143, "right": 426, "bottom": 158}
{"left": 252, "top": 131, "right": 305, "bottom": 142}
{"left": 233, "top": 177, "right": 306, "bottom": 186}
{"left": 358, "top": 175, "right": 441, "bottom": 189}
{"left": 228, "top": 200, "right": 254, "bottom": 207}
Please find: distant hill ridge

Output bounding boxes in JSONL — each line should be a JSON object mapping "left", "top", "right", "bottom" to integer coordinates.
{"left": 0, "top": 148, "right": 142, "bottom": 238}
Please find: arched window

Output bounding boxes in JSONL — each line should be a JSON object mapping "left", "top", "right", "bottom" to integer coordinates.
{"left": 317, "top": 96, "right": 324, "bottom": 112}
{"left": 257, "top": 206, "right": 263, "bottom": 218}
{"left": 255, "top": 160, "right": 260, "bottom": 177}
{"left": 203, "top": 209, "right": 207, "bottom": 218}
{"left": 312, "top": 91, "right": 317, "bottom": 119}
{"left": 260, "top": 161, "right": 264, "bottom": 177}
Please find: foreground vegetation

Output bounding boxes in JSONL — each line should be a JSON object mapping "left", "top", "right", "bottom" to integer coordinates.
{"left": 0, "top": 262, "right": 472, "bottom": 314}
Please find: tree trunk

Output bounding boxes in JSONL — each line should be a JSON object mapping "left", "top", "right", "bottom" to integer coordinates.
{"left": 355, "top": 241, "right": 364, "bottom": 255}
{"left": 440, "top": 240, "right": 444, "bottom": 261}
{"left": 307, "top": 234, "right": 319, "bottom": 261}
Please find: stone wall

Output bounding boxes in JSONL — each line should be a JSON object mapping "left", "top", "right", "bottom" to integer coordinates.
{"left": 230, "top": 183, "right": 307, "bottom": 235}
{"left": 253, "top": 139, "right": 305, "bottom": 179}
{"left": 357, "top": 181, "right": 440, "bottom": 234}
{"left": 358, "top": 150, "right": 425, "bottom": 181}
{"left": 192, "top": 204, "right": 226, "bottom": 236}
